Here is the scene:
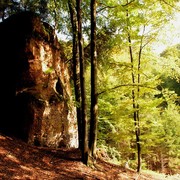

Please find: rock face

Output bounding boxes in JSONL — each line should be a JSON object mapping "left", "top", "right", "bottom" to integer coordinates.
{"left": 0, "top": 11, "right": 78, "bottom": 148}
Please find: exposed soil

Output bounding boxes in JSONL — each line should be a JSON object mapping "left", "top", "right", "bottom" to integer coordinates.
{"left": 0, "top": 133, "right": 173, "bottom": 180}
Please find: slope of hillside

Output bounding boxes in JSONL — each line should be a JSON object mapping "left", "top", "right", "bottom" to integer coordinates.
{"left": 0, "top": 133, "right": 179, "bottom": 180}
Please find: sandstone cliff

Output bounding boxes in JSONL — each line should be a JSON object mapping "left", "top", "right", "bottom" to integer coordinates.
{"left": 0, "top": 11, "right": 78, "bottom": 148}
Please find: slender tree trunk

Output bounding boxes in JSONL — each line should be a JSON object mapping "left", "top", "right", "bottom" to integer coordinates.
{"left": 53, "top": 0, "right": 58, "bottom": 29}
{"left": 68, "top": 0, "right": 83, "bottom": 150}
{"left": 76, "top": 0, "right": 88, "bottom": 164}
{"left": 126, "top": 3, "right": 141, "bottom": 172}
{"left": 136, "top": 26, "right": 145, "bottom": 173}
{"left": 89, "top": 0, "right": 98, "bottom": 159}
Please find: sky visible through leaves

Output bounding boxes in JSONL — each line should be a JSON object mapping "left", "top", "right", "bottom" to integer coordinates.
{"left": 152, "top": 12, "right": 180, "bottom": 54}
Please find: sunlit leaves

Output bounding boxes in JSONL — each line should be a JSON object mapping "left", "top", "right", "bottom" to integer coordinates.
{"left": 95, "top": 0, "right": 180, "bottom": 172}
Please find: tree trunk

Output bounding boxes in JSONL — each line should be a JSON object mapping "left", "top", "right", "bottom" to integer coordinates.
{"left": 68, "top": 0, "right": 82, "bottom": 150}
{"left": 126, "top": 4, "right": 141, "bottom": 172}
{"left": 89, "top": 0, "right": 98, "bottom": 160}
{"left": 76, "top": 0, "right": 89, "bottom": 165}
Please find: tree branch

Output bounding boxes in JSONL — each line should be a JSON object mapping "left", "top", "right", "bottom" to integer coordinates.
{"left": 161, "top": 0, "right": 180, "bottom": 11}
{"left": 98, "top": 84, "right": 159, "bottom": 96}
{"left": 97, "top": 0, "right": 135, "bottom": 13}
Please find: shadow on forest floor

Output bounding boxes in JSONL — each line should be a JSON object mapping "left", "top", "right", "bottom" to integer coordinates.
{"left": 0, "top": 132, "right": 177, "bottom": 180}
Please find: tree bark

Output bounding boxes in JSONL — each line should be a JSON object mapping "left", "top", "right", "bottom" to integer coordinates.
{"left": 76, "top": 0, "right": 89, "bottom": 164}
{"left": 89, "top": 0, "right": 98, "bottom": 159}
{"left": 126, "top": 3, "right": 141, "bottom": 172}
{"left": 68, "top": 0, "right": 82, "bottom": 150}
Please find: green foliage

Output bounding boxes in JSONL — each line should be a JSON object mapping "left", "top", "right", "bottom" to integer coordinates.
{"left": 160, "top": 44, "right": 180, "bottom": 96}
{"left": 97, "top": 144, "right": 121, "bottom": 164}
{"left": 44, "top": 67, "right": 54, "bottom": 74}
{"left": 93, "top": 0, "right": 180, "bottom": 173}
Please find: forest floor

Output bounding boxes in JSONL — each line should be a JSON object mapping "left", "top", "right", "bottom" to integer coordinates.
{"left": 0, "top": 133, "right": 179, "bottom": 180}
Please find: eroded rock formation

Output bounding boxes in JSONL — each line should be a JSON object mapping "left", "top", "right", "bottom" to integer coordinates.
{"left": 0, "top": 11, "right": 78, "bottom": 148}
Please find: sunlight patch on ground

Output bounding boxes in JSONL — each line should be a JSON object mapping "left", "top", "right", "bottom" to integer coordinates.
{"left": 5, "top": 154, "right": 20, "bottom": 164}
